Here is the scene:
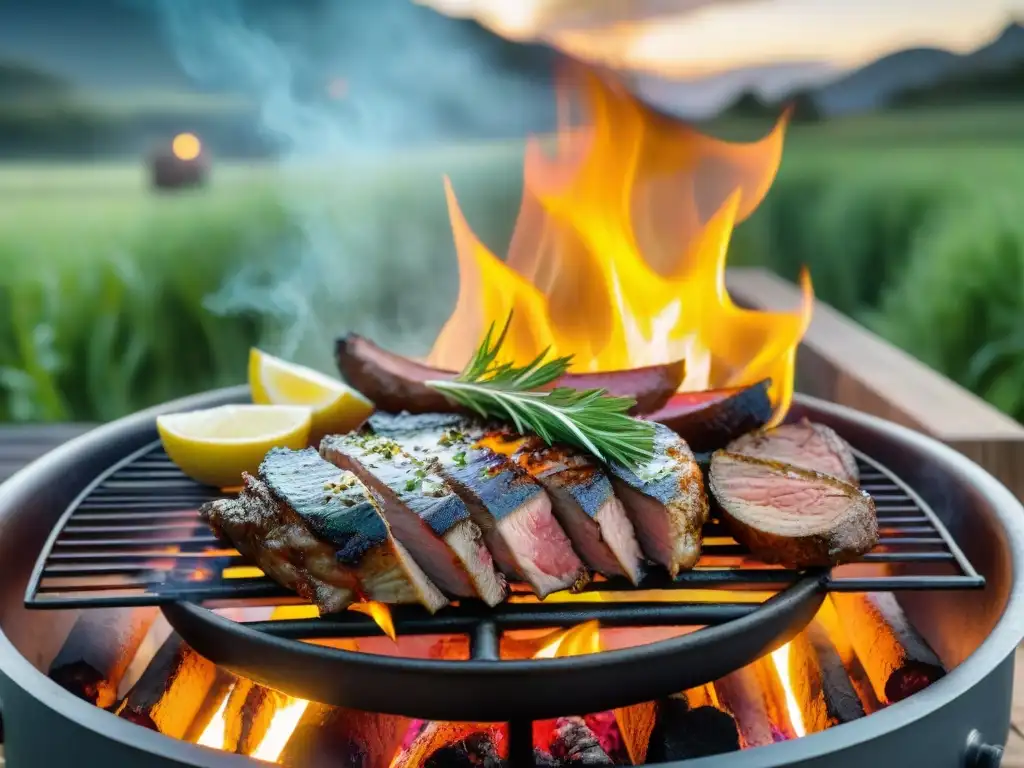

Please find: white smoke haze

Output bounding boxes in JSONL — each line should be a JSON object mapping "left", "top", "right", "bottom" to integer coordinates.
{"left": 150, "top": 0, "right": 550, "bottom": 370}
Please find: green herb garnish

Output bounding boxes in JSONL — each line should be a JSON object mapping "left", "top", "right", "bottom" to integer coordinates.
{"left": 425, "top": 312, "right": 656, "bottom": 469}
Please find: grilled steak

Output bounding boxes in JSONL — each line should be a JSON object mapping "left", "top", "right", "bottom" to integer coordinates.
{"left": 368, "top": 413, "right": 590, "bottom": 598}
{"left": 607, "top": 424, "right": 708, "bottom": 577}
{"left": 709, "top": 451, "right": 878, "bottom": 567}
{"left": 320, "top": 432, "right": 506, "bottom": 606}
{"left": 481, "top": 430, "right": 645, "bottom": 584}
{"left": 726, "top": 418, "right": 859, "bottom": 485}
{"left": 200, "top": 448, "right": 447, "bottom": 613}
{"left": 335, "top": 334, "right": 685, "bottom": 415}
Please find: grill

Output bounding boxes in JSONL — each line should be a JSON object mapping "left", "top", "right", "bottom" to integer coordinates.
{"left": 20, "top": 397, "right": 988, "bottom": 741}
{"left": 25, "top": 441, "right": 985, "bottom": 610}
{"left": 0, "top": 387, "right": 1020, "bottom": 768}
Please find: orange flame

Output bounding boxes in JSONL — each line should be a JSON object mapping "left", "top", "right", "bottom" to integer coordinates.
{"left": 250, "top": 697, "right": 310, "bottom": 762}
{"left": 770, "top": 642, "right": 807, "bottom": 737}
{"left": 428, "top": 67, "right": 812, "bottom": 421}
{"left": 196, "top": 684, "right": 234, "bottom": 749}
{"left": 348, "top": 600, "right": 397, "bottom": 641}
{"left": 532, "top": 619, "right": 602, "bottom": 659}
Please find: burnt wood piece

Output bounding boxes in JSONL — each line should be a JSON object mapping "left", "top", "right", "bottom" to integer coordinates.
{"left": 183, "top": 669, "right": 237, "bottom": 745}
{"left": 830, "top": 592, "right": 946, "bottom": 704}
{"left": 549, "top": 717, "right": 613, "bottom": 765}
{"left": 646, "top": 697, "right": 740, "bottom": 762}
{"left": 789, "top": 623, "right": 866, "bottom": 732}
{"left": 397, "top": 723, "right": 501, "bottom": 768}
{"left": 48, "top": 607, "right": 158, "bottom": 708}
{"left": 709, "top": 451, "right": 878, "bottom": 567}
{"left": 280, "top": 701, "right": 410, "bottom": 768}
{"left": 425, "top": 732, "right": 506, "bottom": 768}
{"left": 815, "top": 599, "right": 883, "bottom": 714}
{"left": 714, "top": 661, "right": 779, "bottom": 748}
{"left": 114, "top": 635, "right": 217, "bottom": 739}
{"left": 225, "top": 681, "right": 288, "bottom": 755}
{"left": 334, "top": 333, "right": 685, "bottom": 415}
{"left": 647, "top": 380, "right": 773, "bottom": 452}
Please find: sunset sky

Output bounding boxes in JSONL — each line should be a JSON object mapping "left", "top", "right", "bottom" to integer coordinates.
{"left": 419, "top": 0, "right": 1024, "bottom": 75}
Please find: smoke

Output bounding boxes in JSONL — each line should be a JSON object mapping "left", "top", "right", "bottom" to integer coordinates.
{"left": 148, "top": 0, "right": 550, "bottom": 368}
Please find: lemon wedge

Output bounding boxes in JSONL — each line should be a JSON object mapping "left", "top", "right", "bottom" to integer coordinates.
{"left": 249, "top": 348, "right": 374, "bottom": 438}
{"left": 157, "top": 404, "right": 312, "bottom": 488}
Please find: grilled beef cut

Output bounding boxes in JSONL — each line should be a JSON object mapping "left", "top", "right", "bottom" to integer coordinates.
{"left": 200, "top": 448, "right": 447, "bottom": 613}
{"left": 608, "top": 424, "right": 709, "bottom": 577}
{"left": 319, "top": 432, "right": 506, "bottom": 606}
{"left": 482, "top": 430, "right": 645, "bottom": 584}
{"left": 726, "top": 419, "right": 859, "bottom": 485}
{"left": 709, "top": 451, "right": 878, "bottom": 567}
{"left": 368, "top": 413, "right": 590, "bottom": 597}
{"left": 335, "top": 334, "right": 685, "bottom": 415}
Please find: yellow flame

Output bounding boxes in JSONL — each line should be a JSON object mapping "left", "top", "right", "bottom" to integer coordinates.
{"left": 532, "top": 619, "right": 602, "bottom": 659}
{"left": 195, "top": 684, "right": 234, "bottom": 749}
{"left": 271, "top": 604, "right": 321, "bottom": 620}
{"left": 770, "top": 643, "right": 806, "bottom": 737}
{"left": 348, "top": 601, "right": 397, "bottom": 641}
{"left": 428, "top": 67, "right": 811, "bottom": 422}
{"left": 171, "top": 132, "right": 202, "bottom": 161}
{"left": 250, "top": 697, "right": 310, "bottom": 763}
{"left": 222, "top": 566, "right": 264, "bottom": 579}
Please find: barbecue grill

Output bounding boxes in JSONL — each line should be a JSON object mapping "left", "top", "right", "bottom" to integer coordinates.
{"left": 0, "top": 386, "right": 1020, "bottom": 767}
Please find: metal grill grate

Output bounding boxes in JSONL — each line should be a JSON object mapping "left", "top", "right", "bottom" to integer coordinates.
{"left": 24, "top": 437, "right": 984, "bottom": 610}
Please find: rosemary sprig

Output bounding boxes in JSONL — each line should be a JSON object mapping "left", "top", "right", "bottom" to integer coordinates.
{"left": 425, "top": 313, "right": 656, "bottom": 469}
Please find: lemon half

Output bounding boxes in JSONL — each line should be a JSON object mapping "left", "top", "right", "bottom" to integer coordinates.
{"left": 157, "top": 404, "right": 312, "bottom": 488}
{"left": 249, "top": 348, "right": 374, "bottom": 438}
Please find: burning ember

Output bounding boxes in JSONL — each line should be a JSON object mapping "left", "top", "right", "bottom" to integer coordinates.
{"left": 428, "top": 67, "right": 812, "bottom": 422}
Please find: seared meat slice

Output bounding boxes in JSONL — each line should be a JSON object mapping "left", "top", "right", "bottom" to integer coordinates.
{"left": 709, "top": 451, "right": 878, "bottom": 567}
{"left": 201, "top": 448, "right": 447, "bottom": 613}
{"left": 607, "top": 424, "right": 709, "bottom": 577}
{"left": 726, "top": 419, "right": 859, "bottom": 485}
{"left": 482, "top": 430, "right": 645, "bottom": 584}
{"left": 369, "top": 413, "right": 589, "bottom": 598}
{"left": 320, "top": 433, "right": 506, "bottom": 606}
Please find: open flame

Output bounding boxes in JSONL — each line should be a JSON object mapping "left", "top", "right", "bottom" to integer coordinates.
{"left": 348, "top": 601, "right": 397, "bottom": 641}
{"left": 770, "top": 642, "right": 807, "bottom": 737}
{"left": 196, "top": 684, "right": 233, "bottom": 749}
{"left": 250, "top": 698, "right": 310, "bottom": 763}
{"left": 428, "top": 67, "right": 812, "bottom": 421}
{"left": 532, "top": 619, "right": 602, "bottom": 659}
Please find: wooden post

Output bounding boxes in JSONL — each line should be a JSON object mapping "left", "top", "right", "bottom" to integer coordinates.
{"left": 726, "top": 268, "right": 1024, "bottom": 500}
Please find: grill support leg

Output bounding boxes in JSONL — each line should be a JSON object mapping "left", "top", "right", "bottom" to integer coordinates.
{"left": 507, "top": 719, "right": 534, "bottom": 768}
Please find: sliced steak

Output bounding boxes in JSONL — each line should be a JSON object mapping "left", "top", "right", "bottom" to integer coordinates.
{"left": 201, "top": 448, "right": 447, "bottom": 613}
{"left": 369, "top": 413, "right": 589, "bottom": 598}
{"left": 726, "top": 419, "right": 859, "bottom": 485}
{"left": 482, "top": 430, "right": 645, "bottom": 584}
{"left": 709, "top": 451, "right": 878, "bottom": 567}
{"left": 320, "top": 432, "right": 506, "bottom": 606}
{"left": 607, "top": 424, "right": 708, "bottom": 577}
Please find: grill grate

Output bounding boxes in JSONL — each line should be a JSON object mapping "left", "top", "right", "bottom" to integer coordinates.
{"left": 25, "top": 438, "right": 984, "bottom": 610}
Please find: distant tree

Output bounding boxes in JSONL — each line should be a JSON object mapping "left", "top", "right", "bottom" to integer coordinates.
{"left": 0, "top": 60, "right": 71, "bottom": 100}
{"left": 722, "top": 90, "right": 772, "bottom": 119}
{"left": 788, "top": 89, "right": 822, "bottom": 123}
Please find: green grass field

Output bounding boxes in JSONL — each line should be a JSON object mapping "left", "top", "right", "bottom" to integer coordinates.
{"left": 3, "top": 105, "right": 1024, "bottom": 423}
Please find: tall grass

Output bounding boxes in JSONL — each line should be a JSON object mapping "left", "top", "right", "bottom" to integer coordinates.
{"left": 3, "top": 118, "right": 1024, "bottom": 424}
{"left": 0, "top": 150, "right": 524, "bottom": 422}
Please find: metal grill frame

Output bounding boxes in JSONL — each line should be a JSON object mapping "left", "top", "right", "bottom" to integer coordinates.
{"left": 24, "top": 438, "right": 984, "bottom": 611}
{"left": 19, "top": 399, "right": 987, "bottom": 723}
